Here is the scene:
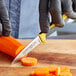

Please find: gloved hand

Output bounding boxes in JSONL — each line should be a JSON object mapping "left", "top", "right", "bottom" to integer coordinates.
{"left": 0, "top": 0, "right": 11, "bottom": 37}
{"left": 61, "top": 0, "right": 76, "bottom": 19}
{"left": 39, "top": 0, "right": 76, "bottom": 43}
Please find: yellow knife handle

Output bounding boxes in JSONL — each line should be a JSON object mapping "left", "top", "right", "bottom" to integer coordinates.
{"left": 62, "top": 14, "right": 68, "bottom": 20}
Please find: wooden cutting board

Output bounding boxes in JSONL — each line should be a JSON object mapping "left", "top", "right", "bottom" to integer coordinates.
{"left": 0, "top": 39, "right": 76, "bottom": 76}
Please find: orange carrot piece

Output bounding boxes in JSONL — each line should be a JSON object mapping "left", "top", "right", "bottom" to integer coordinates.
{"left": 30, "top": 71, "right": 35, "bottom": 76}
{"left": 60, "top": 72, "right": 72, "bottom": 76}
{"left": 49, "top": 73, "right": 55, "bottom": 76}
{"left": 0, "top": 36, "right": 25, "bottom": 57}
{"left": 48, "top": 66, "right": 58, "bottom": 74}
{"left": 34, "top": 67, "right": 49, "bottom": 76}
{"left": 30, "top": 67, "right": 55, "bottom": 76}
{"left": 60, "top": 66, "right": 70, "bottom": 72}
{"left": 21, "top": 57, "right": 37, "bottom": 66}
{"left": 55, "top": 67, "right": 61, "bottom": 76}
{"left": 48, "top": 66, "right": 60, "bottom": 76}
{"left": 30, "top": 66, "right": 72, "bottom": 76}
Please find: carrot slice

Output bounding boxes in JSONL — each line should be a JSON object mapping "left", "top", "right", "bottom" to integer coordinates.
{"left": 34, "top": 67, "right": 49, "bottom": 76}
{"left": 60, "top": 72, "right": 72, "bottom": 76}
{"left": 30, "top": 67, "right": 55, "bottom": 76}
{"left": 48, "top": 66, "right": 58, "bottom": 74}
{"left": 30, "top": 71, "right": 35, "bottom": 76}
{"left": 49, "top": 73, "right": 55, "bottom": 76}
{"left": 31, "top": 72, "right": 55, "bottom": 76}
{"left": 60, "top": 66, "right": 70, "bottom": 72}
{"left": 21, "top": 57, "right": 37, "bottom": 66}
{"left": 48, "top": 66, "right": 60, "bottom": 76}
{"left": 55, "top": 67, "right": 61, "bottom": 76}
{"left": 30, "top": 66, "right": 72, "bottom": 76}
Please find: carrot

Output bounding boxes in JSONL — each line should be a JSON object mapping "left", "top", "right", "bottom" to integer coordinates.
{"left": 60, "top": 66, "right": 70, "bottom": 72}
{"left": 30, "top": 66, "right": 72, "bottom": 76}
{"left": 48, "top": 66, "right": 58, "bottom": 74}
{"left": 48, "top": 66, "right": 60, "bottom": 76}
{"left": 49, "top": 73, "right": 55, "bottom": 76}
{"left": 0, "top": 36, "right": 25, "bottom": 57}
{"left": 21, "top": 57, "right": 38, "bottom": 66}
{"left": 55, "top": 67, "right": 61, "bottom": 76}
{"left": 33, "top": 67, "right": 49, "bottom": 76}
{"left": 30, "top": 71, "right": 35, "bottom": 76}
{"left": 60, "top": 72, "right": 72, "bottom": 76}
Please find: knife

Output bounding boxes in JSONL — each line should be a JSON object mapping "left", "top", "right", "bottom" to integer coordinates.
{"left": 11, "top": 24, "right": 59, "bottom": 64}
{"left": 11, "top": 15, "right": 74, "bottom": 64}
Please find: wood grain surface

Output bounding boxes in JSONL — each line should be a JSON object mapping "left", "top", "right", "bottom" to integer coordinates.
{"left": 0, "top": 39, "right": 76, "bottom": 76}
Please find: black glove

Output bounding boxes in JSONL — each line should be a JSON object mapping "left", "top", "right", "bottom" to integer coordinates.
{"left": 39, "top": 0, "right": 50, "bottom": 33}
{"left": 72, "top": 0, "right": 76, "bottom": 12}
{"left": 39, "top": 0, "right": 64, "bottom": 33}
{"left": 39, "top": 0, "right": 76, "bottom": 33}
{"left": 0, "top": 0, "right": 11, "bottom": 37}
{"left": 61, "top": 0, "right": 76, "bottom": 19}
{"left": 49, "top": 0, "right": 65, "bottom": 28}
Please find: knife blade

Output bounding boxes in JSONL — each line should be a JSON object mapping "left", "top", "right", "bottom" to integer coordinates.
{"left": 11, "top": 36, "right": 41, "bottom": 64}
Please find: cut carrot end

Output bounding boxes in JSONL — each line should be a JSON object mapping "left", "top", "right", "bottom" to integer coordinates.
{"left": 15, "top": 46, "right": 25, "bottom": 57}
{"left": 21, "top": 57, "right": 38, "bottom": 66}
